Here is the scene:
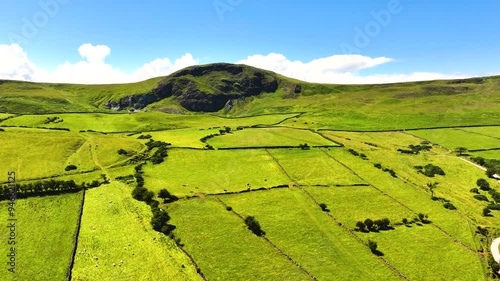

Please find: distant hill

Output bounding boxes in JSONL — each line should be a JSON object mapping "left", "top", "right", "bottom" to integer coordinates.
{"left": 0, "top": 63, "right": 499, "bottom": 130}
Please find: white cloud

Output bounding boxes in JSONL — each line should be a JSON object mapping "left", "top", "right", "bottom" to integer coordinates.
{"left": 0, "top": 43, "right": 199, "bottom": 84}
{"left": 236, "top": 53, "right": 470, "bottom": 84}
{"left": 78, "top": 43, "right": 111, "bottom": 64}
{"left": 0, "top": 44, "right": 39, "bottom": 81}
{"left": 0, "top": 44, "right": 480, "bottom": 84}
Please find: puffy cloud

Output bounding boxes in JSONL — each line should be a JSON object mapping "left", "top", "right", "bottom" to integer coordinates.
{"left": 78, "top": 43, "right": 111, "bottom": 64}
{"left": 0, "top": 44, "right": 39, "bottom": 81}
{"left": 0, "top": 43, "right": 199, "bottom": 84}
{"left": 132, "top": 53, "right": 199, "bottom": 82}
{"left": 0, "top": 44, "right": 477, "bottom": 84}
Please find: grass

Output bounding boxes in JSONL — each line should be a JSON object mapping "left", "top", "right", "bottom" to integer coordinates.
{"left": 1, "top": 112, "right": 297, "bottom": 132}
{"left": 87, "top": 133, "right": 145, "bottom": 168}
{"left": 72, "top": 182, "right": 200, "bottom": 281}
{"left": 324, "top": 148, "right": 479, "bottom": 250}
{"left": 143, "top": 149, "right": 290, "bottom": 197}
{"left": 408, "top": 128, "right": 500, "bottom": 150}
{"left": 0, "top": 128, "right": 86, "bottom": 180}
{"left": 219, "top": 188, "right": 401, "bottom": 280}
{"left": 268, "top": 148, "right": 366, "bottom": 186}
{"left": 462, "top": 126, "right": 500, "bottom": 139}
{"left": 141, "top": 128, "right": 220, "bottom": 148}
{"left": 167, "top": 197, "right": 310, "bottom": 280}
{"left": 306, "top": 186, "right": 415, "bottom": 228}
{"left": 0, "top": 192, "right": 83, "bottom": 281}
{"left": 471, "top": 150, "right": 500, "bottom": 160}
{"left": 363, "top": 225, "right": 485, "bottom": 280}
{"left": 207, "top": 127, "right": 338, "bottom": 148}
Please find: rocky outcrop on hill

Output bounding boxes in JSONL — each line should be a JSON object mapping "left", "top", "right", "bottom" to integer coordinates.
{"left": 105, "top": 63, "right": 279, "bottom": 112}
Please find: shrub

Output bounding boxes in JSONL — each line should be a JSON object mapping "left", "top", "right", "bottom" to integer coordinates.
{"left": 421, "top": 164, "right": 445, "bottom": 177}
{"left": 244, "top": 216, "right": 265, "bottom": 236}
{"left": 443, "top": 202, "right": 457, "bottom": 210}
{"left": 118, "top": 149, "right": 128, "bottom": 155}
{"left": 65, "top": 164, "right": 77, "bottom": 171}
{"left": 374, "top": 163, "right": 382, "bottom": 169}
{"left": 476, "top": 178, "right": 490, "bottom": 191}
{"left": 469, "top": 188, "right": 479, "bottom": 194}
{"left": 226, "top": 206, "right": 233, "bottom": 211}
{"left": 487, "top": 204, "right": 500, "bottom": 210}
{"left": 473, "top": 194, "right": 489, "bottom": 202}
{"left": 319, "top": 203, "right": 330, "bottom": 212}
{"left": 364, "top": 218, "right": 374, "bottom": 230}
{"left": 367, "top": 240, "right": 378, "bottom": 254}
{"left": 482, "top": 208, "right": 491, "bottom": 216}
{"left": 356, "top": 221, "right": 366, "bottom": 231}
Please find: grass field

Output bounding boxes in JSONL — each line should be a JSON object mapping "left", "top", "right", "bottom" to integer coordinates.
{"left": 87, "top": 133, "right": 145, "bottom": 168}
{"left": 143, "top": 149, "right": 290, "bottom": 197}
{"left": 408, "top": 128, "right": 500, "bottom": 150}
{"left": 143, "top": 128, "right": 220, "bottom": 148}
{"left": 364, "top": 225, "right": 485, "bottom": 280}
{"left": 219, "top": 188, "right": 401, "bottom": 280}
{"left": 0, "top": 128, "right": 86, "bottom": 180}
{"left": 268, "top": 148, "right": 366, "bottom": 186}
{"left": 0, "top": 192, "right": 83, "bottom": 281}
{"left": 471, "top": 150, "right": 500, "bottom": 160}
{"left": 462, "top": 126, "right": 500, "bottom": 139}
{"left": 207, "top": 127, "right": 337, "bottom": 148}
{"left": 72, "top": 182, "right": 200, "bottom": 281}
{"left": 1, "top": 112, "right": 297, "bottom": 132}
{"left": 168, "top": 197, "right": 311, "bottom": 280}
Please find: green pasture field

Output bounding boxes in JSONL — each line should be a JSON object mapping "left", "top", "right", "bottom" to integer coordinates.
{"left": 168, "top": 197, "right": 310, "bottom": 280}
{"left": 72, "top": 182, "right": 200, "bottom": 281}
{"left": 364, "top": 225, "right": 485, "bottom": 280}
{"left": 324, "top": 149, "right": 479, "bottom": 249}
{"left": 0, "top": 128, "right": 86, "bottom": 180}
{"left": 471, "top": 150, "right": 500, "bottom": 160}
{"left": 323, "top": 131, "right": 500, "bottom": 225}
{"left": 0, "top": 192, "right": 83, "bottom": 281}
{"left": 220, "top": 188, "right": 400, "bottom": 280}
{"left": 408, "top": 128, "right": 500, "bottom": 150}
{"left": 207, "top": 127, "right": 337, "bottom": 148}
{"left": 461, "top": 126, "right": 500, "bottom": 138}
{"left": 321, "top": 131, "right": 426, "bottom": 150}
{"left": 143, "top": 149, "right": 290, "bottom": 197}
{"left": 87, "top": 133, "right": 146, "bottom": 168}
{"left": 267, "top": 148, "right": 366, "bottom": 186}
{"left": 306, "top": 186, "right": 415, "bottom": 227}
{"left": 1, "top": 112, "right": 297, "bottom": 132}
{"left": 143, "top": 128, "right": 220, "bottom": 148}
{"left": 0, "top": 113, "right": 14, "bottom": 119}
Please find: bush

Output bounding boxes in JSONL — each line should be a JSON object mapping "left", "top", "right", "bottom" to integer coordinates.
{"left": 65, "top": 164, "right": 77, "bottom": 171}
{"left": 374, "top": 163, "right": 382, "bottom": 169}
{"left": 364, "top": 218, "right": 374, "bottom": 230}
{"left": 482, "top": 208, "right": 491, "bottom": 216}
{"left": 476, "top": 178, "right": 490, "bottom": 191}
{"left": 356, "top": 221, "right": 366, "bottom": 231}
{"left": 244, "top": 216, "right": 265, "bottom": 236}
{"left": 469, "top": 188, "right": 479, "bottom": 194}
{"left": 473, "top": 194, "right": 489, "bottom": 202}
{"left": 487, "top": 204, "right": 500, "bottom": 210}
{"left": 367, "top": 240, "right": 378, "bottom": 254}
{"left": 319, "top": 203, "right": 330, "bottom": 212}
{"left": 421, "top": 164, "right": 445, "bottom": 177}
{"left": 443, "top": 202, "right": 457, "bottom": 210}
{"left": 226, "top": 206, "right": 233, "bottom": 211}
{"left": 118, "top": 149, "right": 128, "bottom": 155}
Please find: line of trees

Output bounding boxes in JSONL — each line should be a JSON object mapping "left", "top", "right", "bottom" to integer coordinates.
{"left": 0, "top": 179, "right": 102, "bottom": 200}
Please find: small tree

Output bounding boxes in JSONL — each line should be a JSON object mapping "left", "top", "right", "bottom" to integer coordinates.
{"left": 364, "top": 218, "right": 374, "bottom": 230}
{"left": 158, "top": 189, "right": 171, "bottom": 200}
{"left": 454, "top": 147, "right": 468, "bottom": 156}
{"left": 319, "top": 203, "right": 329, "bottom": 212}
{"left": 367, "top": 240, "right": 378, "bottom": 253}
{"left": 477, "top": 178, "right": 491, "bottom": 191}
{"left": 244, "top": 216, "right": 265, "bottom": 236}
{"left": 482, "top": 208, "right": 491, "bottom": 217}
{"left": 118, "top": 149, "right": 128, "bottom": 155}
{"left": 402, "top": 218, "right": 409, "bottom": 225}
{"left": 356, "top": 221, "right": 366, "bottom": 231}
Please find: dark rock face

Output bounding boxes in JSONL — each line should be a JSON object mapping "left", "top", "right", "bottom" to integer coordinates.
{"left": 105, "top": 63, "right": 279, "bottom": 112}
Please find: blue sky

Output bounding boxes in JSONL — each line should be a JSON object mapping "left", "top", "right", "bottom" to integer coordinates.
{"left": 1, "top": 0, "right": 499, "bottom": 84}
